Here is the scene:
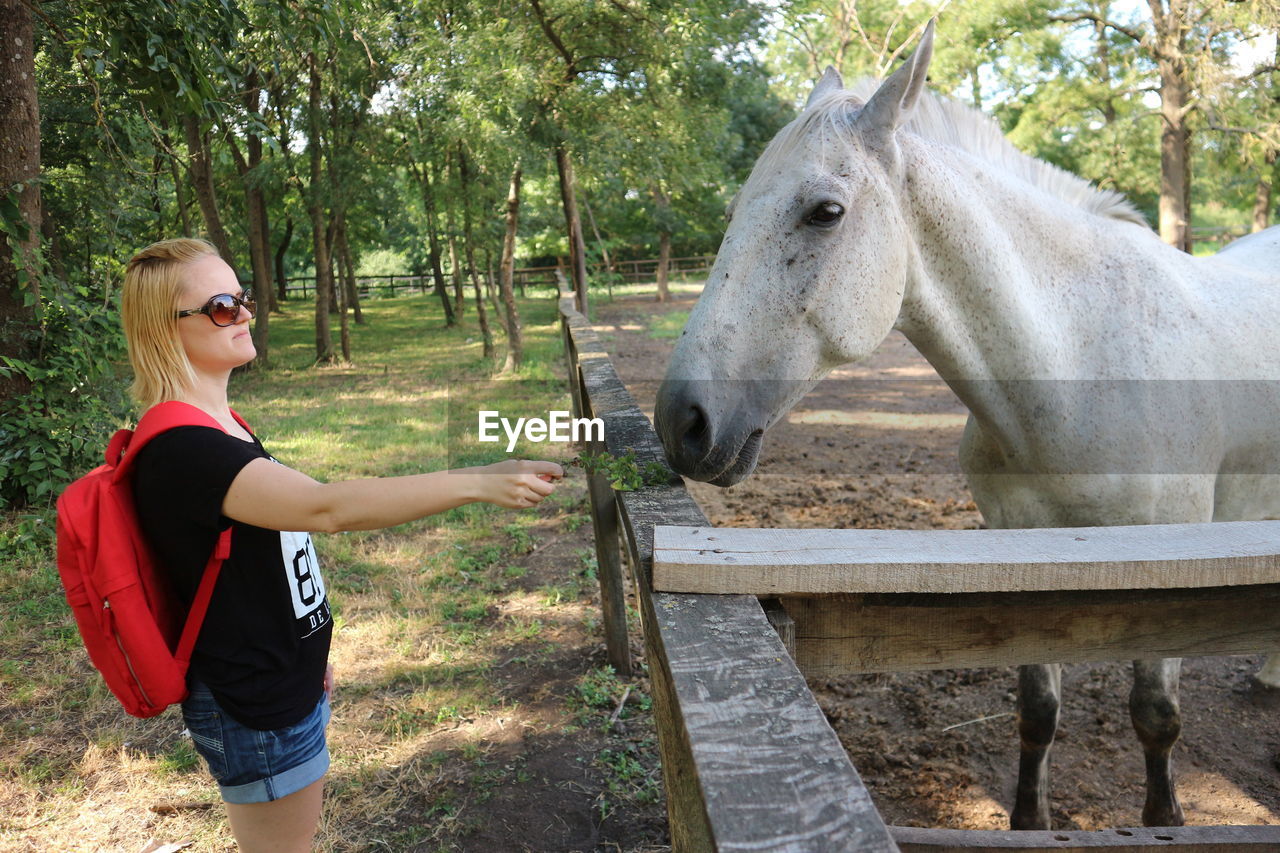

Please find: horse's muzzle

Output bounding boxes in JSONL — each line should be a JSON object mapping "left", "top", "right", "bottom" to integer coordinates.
{"left": 654, "top": 378, "right": 766, "bottom": 486}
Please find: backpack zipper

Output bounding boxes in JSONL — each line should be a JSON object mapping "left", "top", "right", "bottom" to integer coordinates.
{"left": 104, "top": 600, "right": 155, "bottom": 708}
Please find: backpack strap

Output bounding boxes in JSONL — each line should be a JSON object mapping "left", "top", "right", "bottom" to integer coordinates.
{"left": 113, "top": 401, "right": 253, "bottom": 479}
{"left": 174, "top": 526, "right": 232, "bottom": 667}
{"left": 121, "top": 401, "right": 253, "bottom": 669}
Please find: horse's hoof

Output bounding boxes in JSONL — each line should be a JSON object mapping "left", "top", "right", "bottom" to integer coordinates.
{"left": 1142, "top": 803, "right": 1185, "bottom": 828}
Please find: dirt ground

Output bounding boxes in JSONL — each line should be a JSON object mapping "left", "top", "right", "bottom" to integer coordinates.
{"left": 592, "top": 290, "right": 1280, "bottom": 833}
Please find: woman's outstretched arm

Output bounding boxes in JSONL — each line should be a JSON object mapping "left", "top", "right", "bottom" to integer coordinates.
{"left": 221, "top": 457, "right": 563, "bottom": 533}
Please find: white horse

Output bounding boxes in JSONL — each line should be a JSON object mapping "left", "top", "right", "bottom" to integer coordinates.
{"left": 654, "top": 21, "right": 1280, "bottom": 830}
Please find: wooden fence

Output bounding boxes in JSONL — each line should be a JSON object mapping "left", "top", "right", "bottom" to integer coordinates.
{"left": 560, "top": 293, "right": 1280, "bottom": 852}
{"left": 275, "top": 255, "right": 715, "bottom": 299}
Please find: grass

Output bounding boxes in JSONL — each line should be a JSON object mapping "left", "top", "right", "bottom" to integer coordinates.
{"left": 0, "top": 288, "right": 664, "bottom": 851}
{"left": 646, "top": 310, "right": 690, "bottom": 340}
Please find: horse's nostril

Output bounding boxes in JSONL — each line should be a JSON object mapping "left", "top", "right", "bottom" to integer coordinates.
{"left": 686, "top": 404, "right": 708, "bottom": 439}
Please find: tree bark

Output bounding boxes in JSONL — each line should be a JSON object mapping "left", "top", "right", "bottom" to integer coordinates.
{"left": 168, "top": 141, "right": 193, "bottom": 237}
{"left": 307, "top": 52, "right": 335, "bottom": 364}
{"left": 500, "top": 164, "right": 524, "bottom": 373}
{"left": 0, "top": 0, "right": 40, "bottom": 405}
{"left": 334, "top": 219, "right": 351, "bottom": 363}
{"left": 457, "top": 148, "right": 493, "bottom": 359}
{"left": 181, "top": 114, "right": 239, "bottom": 270}
{"left": 554, "top": 140, "right": 589, "bottom": 314}
{"left": 446, "top": 210, "right": 465, "bottom": 317}
{"left": 418, "top": 162, "right": 456, "bottom": 326}
{"left": 336, "top": 218, "right": 363, "bottom": 324}
{"left": 1254, "top": 175, "right": 1272, "bottom": 233}
{"left": 275, "top": 217, "right": 293, "bottom": 303}
{"left": 222, "top": 71, "right": 273, "bottom": 366}
{"left": 1148, "top": 0, "right": 1193, "bottom": 252}
{"left": 653, "top": 185, "right": 672, "bottom": 302}
{"left": 657, "top": 229, "right": 672, "bottom": 302}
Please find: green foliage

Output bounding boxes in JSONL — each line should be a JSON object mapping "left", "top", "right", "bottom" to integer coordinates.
{"left": 0, "top": 196, "right": 131, "bottom": 510}
{"left": 569, "top": 449, "right": 669, "bottom": 492}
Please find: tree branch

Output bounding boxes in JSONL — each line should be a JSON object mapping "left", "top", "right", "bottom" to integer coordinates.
{"left": 1049, "top": 12, "right": 1145, "bottom": 46}
{"left": 527, "top": 0, "right": 578, "bottom": 79}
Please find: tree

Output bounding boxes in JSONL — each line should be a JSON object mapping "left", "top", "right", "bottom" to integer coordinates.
{"left": 306, "top": 49, "right": 336, "bottom": 364}
{"left": 499, "top": 162, "right": 523, "bottom": 371}
{"left": 1048, "top": 0, "right": 1243, "bottom": 250}
{"left": 0, "top": 0, "right": 41, "bottom": 411}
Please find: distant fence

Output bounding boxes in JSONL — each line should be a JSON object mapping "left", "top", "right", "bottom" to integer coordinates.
{"left": 1190, "top": 225, "right": 1249, "bottom": 246}
{"left": 275, "top": 254, "right": 716, "bottom": 299}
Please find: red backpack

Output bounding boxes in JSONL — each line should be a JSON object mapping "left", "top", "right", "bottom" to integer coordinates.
{"left": 55, "top": 401, "right": 249, "bottom": 718}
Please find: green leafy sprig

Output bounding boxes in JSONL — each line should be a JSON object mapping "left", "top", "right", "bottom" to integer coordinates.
{"left": 567, "top": 449, "right": 669, "bottom": 492}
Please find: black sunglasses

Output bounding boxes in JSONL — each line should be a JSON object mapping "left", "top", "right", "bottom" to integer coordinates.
{"left": 175, "top": 291, "right": 256, "bottom": 327}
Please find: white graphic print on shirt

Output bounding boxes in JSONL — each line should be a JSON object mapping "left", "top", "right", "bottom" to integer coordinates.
{"left": 279, "top": 530, "right": 331, "bottom": 638}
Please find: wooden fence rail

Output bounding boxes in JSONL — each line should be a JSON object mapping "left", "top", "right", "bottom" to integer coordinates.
{"left": 273, "top": 255, "right": 716, "bottom": 299}
{"left": 559, "top": 294, "right": 1280, "bottom": 852}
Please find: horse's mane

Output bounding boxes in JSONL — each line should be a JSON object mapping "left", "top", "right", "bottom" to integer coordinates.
{"left": 745, "top": 83, "right": 1148, "bottom": 228}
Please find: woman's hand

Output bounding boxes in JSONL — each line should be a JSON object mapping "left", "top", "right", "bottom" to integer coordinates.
{"left": 474, "top": 459, "right": 563, "bottom": 508}
{"left": 323, "top": 663, "right": 335, "bottom": 698}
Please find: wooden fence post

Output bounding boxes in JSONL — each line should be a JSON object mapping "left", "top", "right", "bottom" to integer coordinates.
{"left": 563, "top": 309, "right": 632, "bottom": 676}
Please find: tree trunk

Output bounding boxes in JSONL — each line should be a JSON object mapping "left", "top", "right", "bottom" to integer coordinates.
{"left": 0, "top": 0, "right": 41, "bottom": 406}
{"left": 421, "top": 164, "right": 456, "bottom": 326}
{"left": 1254, "top": 178, "right": 1272, "bottom": 233}
{"left": 325, "top": 219, "right": 339, "bottom": 315}
{"left": 657, "top": 230, "right": 672, "bottom": 302}
{"left": 583, "top": 195, "right": 613, "bottom": 299}
{"left": 275, "top": 217, "right": 293, "bottom": 303}
{"left": 166, "top": 133, "right": 193, "bottom": 237}
{"left": 554, "top": 141, "right": 589, "bottom": 314}
{"left": 336, "top": 216, "right": 363, "bottom": 324}
{"left": 335, "top": 226, "right": 351, "bottom": 362}
{"left": 500, "top": 164, "right": 524, "bottom": 373}
{"left": 40, "top": 214, "right": 65, "bottom": 282}
{"left": 485, "top": 250, "right": 501, "bottom": 320}
{"left": 1149, "top": 0, "right": 1193, "bottom": 252}
{"left": 457, "top": 148, "right": 493, "bottom": 359}
{"left": 446, "top": 214, "right": 465, "bottom": 317}
{"left": 1157, "top": 56, "right": 1192, "bottom": 251}
{"left": 653, "top": 185, "right": 672, "bottom": 302}
{"left": 307, "top": 52, "right": 335, "bottom": 364}
{"left": 223, "top": 72, "right": 273, "bottom": 366}
{"left": 181, "top": 114, "right": 239, "bottom": 270}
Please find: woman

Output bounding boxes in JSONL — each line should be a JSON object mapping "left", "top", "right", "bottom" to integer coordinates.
{"left": 121, "top": 238, "right": 562, "bottom": 851}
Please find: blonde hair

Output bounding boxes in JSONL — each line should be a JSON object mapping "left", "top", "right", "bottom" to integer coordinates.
{"left": 122, "top": 238, "right": 219, "bottom": 408}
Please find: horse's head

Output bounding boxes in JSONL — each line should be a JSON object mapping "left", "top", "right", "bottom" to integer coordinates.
{"left": 655, "top": 22, "right": 935, "bottom": 486}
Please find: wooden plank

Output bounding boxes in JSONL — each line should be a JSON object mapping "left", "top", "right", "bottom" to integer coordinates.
{"left": 579, "top": 370, "right": 632, "bottom": 677}
{"left": 890, "top": 823, "right": 1280, "bottom": 851}
{"left": 761, "top": 597, "right": 796, "bottom": 659}
{"left": 653, "top": 523, "right": 1280, "bottom": 595}
{"left": 780, "top": 584, "right": 1280, "bottom": 676}
{"left": 562, "top": 296, "right": 898, "bottom": 852}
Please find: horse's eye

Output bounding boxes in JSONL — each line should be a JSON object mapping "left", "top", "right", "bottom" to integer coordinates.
{"left": 807, "top": 202, "right": 844, "bottom": 227}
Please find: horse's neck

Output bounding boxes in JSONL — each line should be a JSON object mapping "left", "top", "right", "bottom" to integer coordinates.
{"left": 893, "top": 142, "right": 1202, "bottom": 385}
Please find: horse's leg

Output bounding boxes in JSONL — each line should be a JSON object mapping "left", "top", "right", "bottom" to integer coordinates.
{"left": 1130, "top": 658, "right": 1184, "bottom": 827}
{"left": 1011, "top": 662, "right": 1061, "bottom": 830}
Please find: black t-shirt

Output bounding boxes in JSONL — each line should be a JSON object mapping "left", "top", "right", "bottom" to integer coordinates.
{"left": 132, "top": 425, "right": 332, "bottom": 730}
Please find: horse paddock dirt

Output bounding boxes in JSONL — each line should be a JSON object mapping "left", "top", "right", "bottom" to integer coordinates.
{"left": 593, "top": 290, "right": 1280, "bottom": 832}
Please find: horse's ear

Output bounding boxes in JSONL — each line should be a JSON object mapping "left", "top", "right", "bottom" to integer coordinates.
{"left": 859, "top": 18, "right": 935, "bottom": 135}
{"left": 805, "top": 66, "right": 844, "bottom": 109}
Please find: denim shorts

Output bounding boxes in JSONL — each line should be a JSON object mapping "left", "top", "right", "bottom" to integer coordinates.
{"left": 181, "top": 682, "right": 331, "bottom": 804}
